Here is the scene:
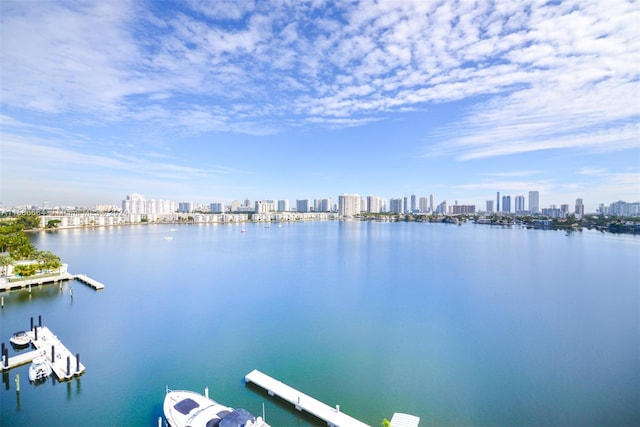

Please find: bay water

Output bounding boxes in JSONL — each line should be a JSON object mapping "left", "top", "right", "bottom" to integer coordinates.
{"left": 1, "top": 221, "right": 638, "bottom": 426}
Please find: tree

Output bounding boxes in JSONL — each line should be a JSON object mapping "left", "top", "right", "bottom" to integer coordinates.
{"left": 0, "top": 255, "right": 13, "bottom": 276}
{"left": 46, "top": 219, "right": 62, "bottom": 229}
{"left": 34, "top": 250, "right": 62, "bottom": 272}
{"left": 13, "top": 263, "right": 37, "bottom": 277}
{"left": 15, "top": 213, "right": 40, "bottom": 230}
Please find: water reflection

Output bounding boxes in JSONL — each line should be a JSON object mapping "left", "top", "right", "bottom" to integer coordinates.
{"left": 0, "top": 281, "right": 71, "bottom": 307}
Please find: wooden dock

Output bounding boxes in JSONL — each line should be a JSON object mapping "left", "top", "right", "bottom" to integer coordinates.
{"left": 26, "top": 326, "right": 85, "bottom": 381}
{"left": 73, "top": 274, "right": 105, "bottom": 290}
{"left": 245, "top": 369, "right": 371, "bottom": 427}
{"left": 0, "top": 349, "right": 44, "bottom": 371}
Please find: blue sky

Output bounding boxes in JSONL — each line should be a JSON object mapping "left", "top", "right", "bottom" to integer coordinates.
{"left": 1, "top": 0, "right": 638, "bottom": 212}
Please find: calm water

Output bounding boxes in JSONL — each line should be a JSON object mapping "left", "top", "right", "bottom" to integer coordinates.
{"left": 1, "top": 221, "right": 638, "bottom": 426}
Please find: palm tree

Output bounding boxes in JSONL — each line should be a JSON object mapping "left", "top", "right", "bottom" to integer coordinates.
{"left": 0, "top": 255, "right": 13, "bottom": 276}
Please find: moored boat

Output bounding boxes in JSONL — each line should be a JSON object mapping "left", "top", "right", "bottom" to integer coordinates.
{"left": 28, "top": 356, "right": 52, "bottom": 382}
{"left": 164, "top": 388, "right": 269, "bottom": 427}
{"left": 9, "top": 331, "right": 30, "bottom": 348}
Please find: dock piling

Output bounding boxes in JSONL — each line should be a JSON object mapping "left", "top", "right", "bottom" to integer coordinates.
{"left": 76, "top": 353, "right": 80, "bottom": 373}
{"left": 67, "top": 356, "right": 71, "bottom": 376}
{"left": 51, "top": 345, "right": 55, "bottom": 363}
{"left": 30, "top": 317, "right": 34, "bottom": 331}
{"left": 15, "top": 373, "right": 19, "bottom": 392}
{"left": 38, "top": 315, "right": 42, "bottom": 327}
{"left": 34, "top": 326, "right": 38, "bottom": 341}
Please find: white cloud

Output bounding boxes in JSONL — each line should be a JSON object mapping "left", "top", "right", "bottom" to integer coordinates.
{"left": 1, "top": 0, "right": 638, "bottom": 149}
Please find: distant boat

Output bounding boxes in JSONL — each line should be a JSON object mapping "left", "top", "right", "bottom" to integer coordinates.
{"left": 29, "top": 356, "right": 52, "bottom": 382}
{"left": 170, "top": 228, "right": 178, "bottom": 232}
{"left": 164, "top": 236, "right": 174, "bottom": 240}
{"left": 163, "top": 388, "right": 269, "bottom": 427}
{"left": 9, "top": 331, "right": 30, "bottom": 348}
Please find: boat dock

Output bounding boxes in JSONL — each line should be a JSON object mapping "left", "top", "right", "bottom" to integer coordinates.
{"left": 73, "top": 274, "right": 105, "bottom": 290}
{"left": 0, "top": 273, "right": 104, "bottom": 292}
{"left": 26, "top": 326, "right": 85, "bottom": 380}
{"left": 1, "top": 324, "right": 85, "bottom": 381}
{"left": 245, "top": 369, "right": 371, "bottom": 427}
{"left": 0, "top": 348, "right": 44, "bottom": 370}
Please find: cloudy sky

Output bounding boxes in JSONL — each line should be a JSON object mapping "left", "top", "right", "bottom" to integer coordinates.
{"left": 1, "top": 0, "right": 638, "bottom": 211}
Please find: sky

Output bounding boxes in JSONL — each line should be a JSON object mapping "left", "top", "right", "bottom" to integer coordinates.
{"left": 1, "top": 0, "right": 639, "bottom": 212}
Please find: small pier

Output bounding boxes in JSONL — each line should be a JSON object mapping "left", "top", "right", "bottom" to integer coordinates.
{"left": 245, "top": 369, "right": 371, "bottom": 427}
{"left": 73, "top": 274, "right": 105, "bottom": 290}
{"left": 0, "top": 349, "right": 44, "bottom": 370}
{"left": 2, "top": 321, "right": 85, "bottom": 381}
{"left": 26, "top": 326, "right": 85, "bottom": 380}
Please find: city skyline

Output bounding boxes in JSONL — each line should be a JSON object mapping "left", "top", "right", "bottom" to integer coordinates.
{"left": 2, "top": 1, "right": 639, "bottom": 212}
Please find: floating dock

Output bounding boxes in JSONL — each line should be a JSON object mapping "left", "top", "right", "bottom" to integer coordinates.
{"left": 0, "top": 348, "right": 44, "bottom": 370}
{"left": 26, "top": 326, "right": 85, "bottom": 380}
{"left": 245, "top": 369, "right": 371, "bottom": 427}
{"left": 73, "top": 274, "right": 105, "bottom": 290}
{"left": 1, "top": 325, "right": 85, "bottom": 381}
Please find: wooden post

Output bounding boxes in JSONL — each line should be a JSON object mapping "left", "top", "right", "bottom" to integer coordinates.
{"left": 76, "top": 353, "right": 80, "bottom": 373}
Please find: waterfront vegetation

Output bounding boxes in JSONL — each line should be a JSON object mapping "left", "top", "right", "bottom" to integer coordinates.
{"left": 0, "top": 214, "right": 62, "bottom": 278}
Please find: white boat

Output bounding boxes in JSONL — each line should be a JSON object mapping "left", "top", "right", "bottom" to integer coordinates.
{"left": 9, "top": 331, "right": 30, "bottom": 348}
{"left": 29, "top": 356, "right": 52, "bottom": 382}
{"left": 164, "top": 388, "right": 270, "bottom": 427}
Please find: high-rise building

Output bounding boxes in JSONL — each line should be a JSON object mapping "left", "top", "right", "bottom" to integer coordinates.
{"left": 296, "top": 199, "right": 311, "bottom": 213}
{"left": 410, "top": 195, "right": 417, "bottom": 212}
{"left": 452, "top": 205, "right": 475, "bottom": 214}
{"left": 178, "top": 202, "right": 194, "bottom": 213}
{"left": 502, "top": 195, "right": 511, "bottom": 213}
{"left": 528, "top": 191, "right": 539, "bottom": 213}
{"left": 497, "top": 192, "right": 501, "bottom": 212}
{"left": 575, "top": 198, "right": 585, "bottom": 216}
{"left": 429, "top": 194, "right": 434, "bottom": 212}
{"left": 419, "top": 197, "right": 428, "bottom": 213}
{"left": 277, "top": 200, "right": 289, "bottom": 212}
{"left": 389, "top": 198, "right": 404, "bottom": 214}
{"left": 515, "top": 195, "right": 525, "bottom": 213}
{"left": 486, "top": 200, "right": 494, "bottom": 212}
{"left": 367, "top": 195, "right": 381, "bottom": 213}
{"left": 314, "top": 198, "right": 331, "bottom": 212}
{"left": 338, "top": 194, "right": 361, "bottom": 217}
{"left": 122, "top": 193, "right": 176, "bottom": 214}
{"left": 210, "top": 203, "right": 224, "bottom": 213}
{"left": 255, "top": 200, "right": 274, "bottom": 214}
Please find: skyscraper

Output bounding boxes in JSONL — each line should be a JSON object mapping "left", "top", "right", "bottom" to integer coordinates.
{"left": 497, "top": 192, "right": 500, "bottom": 212}
{"left": 486, "top": 200, "right": 494, "bottom": 212}
{"left": 419, "top": 197, "right": 428, "bottom": 213}
{"left": 528, "top": 191, "right": 539, "bottom": 213}
{"left": 296, "top": 199, "right": 310, "bottom": 212}
{"left": 575, "top": 198, "right": 585, "bottom": 215}
{"left": 338, "top": 194, "right": 361, "bottom": 217}
{"left": 515, "top": 195, "right": 525, "bottom": 213}
{"left": 429, "top": 194, "right": 434, "bottom": 212}
{"left": 502, "top": 195, "right": 511, "bottom": 213}
{"left": 389, "top": 198, "right": 404, "bottom": 214}
{"left": 367, "top": 195, "right": 381, "bottom": 213}
{"left": 410, "top": 194, "right": 417, "bottom": 212}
